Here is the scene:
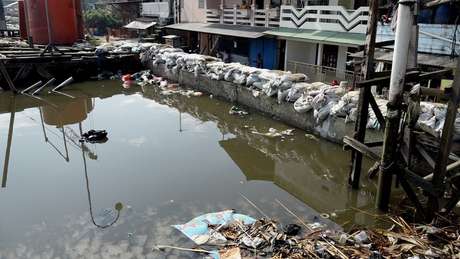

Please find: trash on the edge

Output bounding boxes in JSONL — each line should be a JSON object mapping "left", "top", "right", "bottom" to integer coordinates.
{"left": 172, "top": 210, "right": 256, "bottom": 246}
{"left": 219, "top": 247, "right": 242, "bottom": 259}
{"left": 251, "top": 128, "right": 295, "bottom": 138}
{"left": 229, "top": 106, "right": 249, "bottom": 116}
{"left": 80, "top": 130, "right": 108, "bottom": 143}
{"left": 305, "top": 133, "right": 319, "bottom": 141}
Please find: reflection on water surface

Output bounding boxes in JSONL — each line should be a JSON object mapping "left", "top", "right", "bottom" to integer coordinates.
{"left": 0, "top": 81, "right": 380, "bottom": 258}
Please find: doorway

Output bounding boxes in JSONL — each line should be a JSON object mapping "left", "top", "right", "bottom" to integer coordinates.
{"left": 322, "top": 44, "right": 338, "bottom": 68}
{"left": 255, "top": 0, "right": 264, "bottom": 8}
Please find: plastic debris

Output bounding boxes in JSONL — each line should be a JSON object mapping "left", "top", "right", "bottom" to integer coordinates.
{"left": 229, "top": 106, "right": 249, "bottom": 116}
{"left": 172, "top": 210, "right": 256, "bottom": 246}
{"left": 80, "top": 130, "right": 108, "bottom": 143}
{"left": 251, "top": 128, "right": 295, "bottom": 138}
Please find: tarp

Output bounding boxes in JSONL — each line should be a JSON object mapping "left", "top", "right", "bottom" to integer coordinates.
{"left": 124, "top": 20, "right": 157, "bottom": 30}
{"left": 264, "top": 27, "right": 366, "bottom": 47}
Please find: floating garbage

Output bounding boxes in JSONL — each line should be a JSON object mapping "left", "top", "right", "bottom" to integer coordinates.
{"left": 229, "top": 106, "right": 248, "bottom": 116}
{"left": 251, "top": 128, "right": 295, "bottom": 138}
{"left": 80, "top": 130, "right": 108, "bottom": 143}
{"left": 172, "top": 210, "right": 256, "bottom": 246}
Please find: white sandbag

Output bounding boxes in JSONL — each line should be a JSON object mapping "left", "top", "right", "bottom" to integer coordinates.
{"left": 286, "top": 82, "right": 310, "bottom": 102}
{"left": 294, "top": 95, "right": 314, "bottom": 113}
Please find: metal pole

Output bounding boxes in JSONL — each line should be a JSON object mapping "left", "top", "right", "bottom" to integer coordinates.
{"left": 44, "top": 0, "right": 53, "bottom": 46}
{"left": 376, "top": 0, "right": 415, "bottom": 211}
{"left": 23, "top": 0, "right": 33, "bottom": 47}
{"left": 407, "top": 2, "right": 418, "bottom": 69}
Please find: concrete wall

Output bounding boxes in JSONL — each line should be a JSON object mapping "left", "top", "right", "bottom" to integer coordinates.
{"left": 285, "top": 40, "right": 317, "bottom": 68}
{"left": 336, "top": 45, "right": 348, "bottom": 77}
{"left": 147, "top": 63, "right": 378, "bottom": 144}
{"left": 180, "top": 0, "right": 207, "bottom": 23}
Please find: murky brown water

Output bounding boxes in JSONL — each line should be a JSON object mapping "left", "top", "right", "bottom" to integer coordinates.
{"left": 0, "top": 80, "right": 383, "bottom": 258}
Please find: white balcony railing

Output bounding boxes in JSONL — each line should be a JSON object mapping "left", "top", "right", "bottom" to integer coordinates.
{"left": 280, "top": 5, "right": 369, "bottom": 33}
{"left": 206, "top": 5, "right": 280, "bottom": 28}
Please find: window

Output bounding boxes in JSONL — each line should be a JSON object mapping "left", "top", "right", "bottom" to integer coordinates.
{"left": 198, "top": 0, "right": 205, "bottom": 9}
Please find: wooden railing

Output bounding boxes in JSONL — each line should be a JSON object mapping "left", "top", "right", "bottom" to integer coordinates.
{"left": 206, "top": 5, "right": 280, "bottom": 28}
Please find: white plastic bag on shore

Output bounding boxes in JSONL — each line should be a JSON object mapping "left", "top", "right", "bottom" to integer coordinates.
{"left": 294, "top": 95, "right": 314, "bottom": 113}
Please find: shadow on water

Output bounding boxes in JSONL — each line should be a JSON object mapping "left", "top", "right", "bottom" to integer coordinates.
{"left": 0, "top": 81, "right": 390, "bottom": 257}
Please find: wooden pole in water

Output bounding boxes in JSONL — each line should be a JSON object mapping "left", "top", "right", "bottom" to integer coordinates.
{"left": 348, "top": 0, "right": 378, "bottom": 189}
{"left": 376, "top": 0, "right": 416, "bottom": 211}
{"left": 428, "top": 58, "right": 460, "bottom": 216}
{"left": 2, "top": 97, "right": 16, "bottom": 188}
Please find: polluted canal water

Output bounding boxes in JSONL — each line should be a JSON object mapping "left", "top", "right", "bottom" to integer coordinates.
{"left": 0, "top": 80, "right": 381, "bottom": 258}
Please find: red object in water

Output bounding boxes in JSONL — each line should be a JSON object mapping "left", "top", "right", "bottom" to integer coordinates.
{"left": 122, "top": 74, "right": 132, "bottom": 82}
{"left": 25, "top": 0, "right": 82, "bottom": 45}
{"left": 18, "top": 0, "right": 27, "bottom": 39}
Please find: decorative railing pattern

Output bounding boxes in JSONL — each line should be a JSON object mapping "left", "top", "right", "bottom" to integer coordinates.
{"left": 280, "top": 5, "right": 369, "bottom": 33}
{"left": 206, "top": 6, "right": 280, "bottom": 27}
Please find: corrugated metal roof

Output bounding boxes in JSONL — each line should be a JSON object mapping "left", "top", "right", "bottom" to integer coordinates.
{"left": 165, "top": 23, "right": 267, "bottom": 39}
{"left": 124, "top": 20, "right": 157, "bottom": 30}
{"left": 264, "top": 27, "right": 366, "bottom": 47}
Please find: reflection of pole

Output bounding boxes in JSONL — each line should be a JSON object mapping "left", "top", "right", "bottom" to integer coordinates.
{"left": 82, "top": 143, "right": 121, "bottom": 229}
{"left": 2, "top": 97, "right": 16, "bottom": 188}
{"left": 179, "top": 111, "right": 182, "bottom": 132}
{"left": 39, "top": 107, "right": 48, "bottom": 142}
{"left": 61, "top": 128, "right": 69, "bottom": 162}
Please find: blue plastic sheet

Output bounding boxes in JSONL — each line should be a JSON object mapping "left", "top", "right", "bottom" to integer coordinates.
{"left": 172, "top": 210, "right": 256, "bottom": 245}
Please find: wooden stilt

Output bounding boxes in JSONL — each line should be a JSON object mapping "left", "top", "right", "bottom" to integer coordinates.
{"left": 428, "top": 58, "right": 460, "bottom": 217}
{"left": 348, "top": 0, "right": 379, "bottom": 189}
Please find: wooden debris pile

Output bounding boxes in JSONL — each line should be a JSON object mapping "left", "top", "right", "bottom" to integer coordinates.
{"left": 156, "top": 215, "right": 460, "bottom": 258}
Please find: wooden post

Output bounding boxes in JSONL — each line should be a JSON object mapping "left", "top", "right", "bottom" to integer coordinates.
{"left": 348, "top": 0, "right": 378, "bottom": 189}
{"left": 428, "top": 58, "right": 460, "bottom": 215}
{"left": 2, "top": 97, "right": 16, "bottom": 188}
{"left": 377, "top": 0, "right": 416, "bottom": 211}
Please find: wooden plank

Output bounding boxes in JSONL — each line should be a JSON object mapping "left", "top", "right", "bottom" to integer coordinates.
{"left": 344, "top": 136, "right": 381, "bottom": 161}
{"left": 416, "top": 144, "right": 435, "bottom": 168}
{"left": 399, "top": 172, "right": 428, "bottom": 220}
{"left": 368, "top": 94, "right": 386, "bottom": 128}
{"left": 357, "top": 71, "right": 420, "bottom": 88}
{"left": 419, "top": 69, "right": 452, "bottom": 80}
{"left": 366, "top": 141, "right": 383, "bottom": 147}
{"left": 420, "top": 87, "right": 446, "bottom": 99}
{"left": 375, "top": 39, "right": 395, "bottom": 48}
{"left": 403, "top": 167, "right": 436, "bottom": 196}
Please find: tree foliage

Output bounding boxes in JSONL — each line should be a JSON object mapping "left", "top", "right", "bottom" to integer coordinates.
{"left": 84, "top": 8, "right": 122, "bottom": 33}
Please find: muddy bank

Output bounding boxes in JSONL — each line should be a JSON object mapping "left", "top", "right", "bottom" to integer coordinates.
{"left": 147, "top": 63, "right": 381, "bottom": 144}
